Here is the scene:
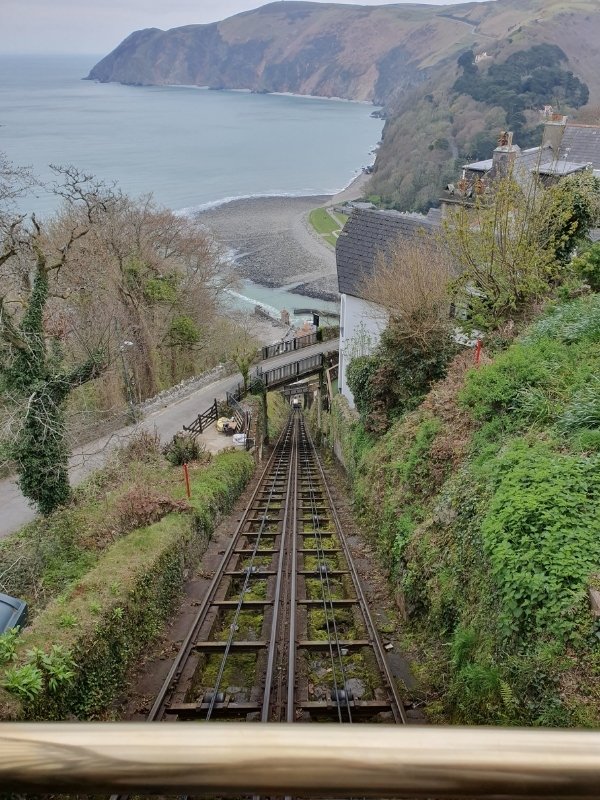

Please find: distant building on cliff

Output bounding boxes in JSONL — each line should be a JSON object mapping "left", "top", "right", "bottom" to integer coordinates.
{"left": 335, "top": 116, "right": 600, "bottom": 408}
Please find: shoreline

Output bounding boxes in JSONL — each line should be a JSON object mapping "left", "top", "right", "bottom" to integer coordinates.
{"left": 180, "top": 169, "right": 370, "bottom": 217}
{"left": 195, "top": 172, "right": 369, "bottom": 299}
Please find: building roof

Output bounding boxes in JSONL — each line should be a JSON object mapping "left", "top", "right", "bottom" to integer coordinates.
{"left": 463, "top": 145, "right": 554, "bottom": 177}
{"left": 589, "top": 228, "right": 600, "bottom": 243}
{"left": 336, "top": 209, "right": 439, "bottom": 298}
{"left": 538, "top": 159, "right": 588, "bottom": 176}
{"left": 463, "top": 158, "right": 492, "bottom": 173}
{"left": 559, "top": 124, "right": 600, "bottom": 169}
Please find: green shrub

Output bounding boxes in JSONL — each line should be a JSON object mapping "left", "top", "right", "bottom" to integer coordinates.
{"left": 481, "top": 440, "right": 600, "bottom": 640}
{"left": 524, "top": 294, "right": 600, "bottom": 345}
{"left": 162, "top": 432, "right": 203, "bottom": 465}
{"left": 346, "top": 355, "right": 379, "bottom": 417}
{"left": 572, "top": 428, "right": 600, "bottom": 453}
{"left": 449, "top": 662, "right": 503, "bottom": 724}
{"left": 0, "top": 630, "right": 19, "bottom": 665}
{"left": 0, "top": 450, "right": 254, "bottom": 720}
{"left": 572, "top": 243, "right": 600, "bottom": 292}
{"left": 459, "top": 340, "right": 559, "bottom": 420}
{"left": 556, "top": 379, "right": 600, "bottom": 434}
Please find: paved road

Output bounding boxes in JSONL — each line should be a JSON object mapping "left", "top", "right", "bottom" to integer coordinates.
{"left": 0, "top": 339, "right": 339, "bottom": 540}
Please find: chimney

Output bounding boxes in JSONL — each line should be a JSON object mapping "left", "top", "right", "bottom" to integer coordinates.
{"left": 542, "top": 114, "right": 568, "bottom": 156}
{"left": 492, "top": 132, "right": 520, "bottom": 178}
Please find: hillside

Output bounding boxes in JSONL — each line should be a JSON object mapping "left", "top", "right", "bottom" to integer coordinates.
{"left": 88, "top": 2, "right": 478, "bottom": 103}
{"left": 325, "top": 293, "right": 600, "bottom": 726}
{"left": 88, "top": 0, "right": 600, "bottom": 210}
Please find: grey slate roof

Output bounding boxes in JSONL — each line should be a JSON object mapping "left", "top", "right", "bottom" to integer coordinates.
{"left": 336, "top": 209, "right": 439, "bottom": 298}
{"left": 559, "top": 125, "right": 600, "bottom": 169}
{"left": 463, "top": 158, "right": 493, "bottom": 172}
{"left": 538, "top": 159, "right": 588, "bottom": 176}
{"left": 463, "top": 145, "right": 554, "bottom": 176}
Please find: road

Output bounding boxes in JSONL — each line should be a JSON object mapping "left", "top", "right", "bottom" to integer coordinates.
{"left": 0, "top": 339, "right": 339, "bottom": 540}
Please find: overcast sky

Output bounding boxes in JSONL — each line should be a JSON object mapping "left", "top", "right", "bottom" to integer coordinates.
{"left": 1, "top": 0, "right": 494, "bottom": 55}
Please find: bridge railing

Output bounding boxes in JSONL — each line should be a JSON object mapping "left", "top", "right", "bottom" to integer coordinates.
{"left": 261, "top": 331, "right": 318, "bottom": 360}
{"left": 2, "top": 723, "right": 600, "bottom": 796}
{"left": 256, "top": 352, "right": 323, "bottom": 389}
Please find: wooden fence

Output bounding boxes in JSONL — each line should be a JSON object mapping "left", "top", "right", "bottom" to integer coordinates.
{"left": 226, "top": 391, "right": 252, "bottom": 449}
{"left": 182, "top": 399, "right": 218, "bottom": 435}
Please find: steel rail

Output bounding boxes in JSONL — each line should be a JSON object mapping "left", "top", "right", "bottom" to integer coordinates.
{"left": 260, "top": 415, "right": 297, "bottom": 721}
{"left": 285, "top": 413, "right": 300, "bottom": 722}
{"left": 145, "top": 417, "right": 293, "bottom": 723}
{"left": 296, "top": 419, "right": 352, "bottom": 723}
{"left": 304, "top": 420, "right": 407, "bottom": 724}
{"left": 205, "top": 418, "right": 295, "bottom": 720}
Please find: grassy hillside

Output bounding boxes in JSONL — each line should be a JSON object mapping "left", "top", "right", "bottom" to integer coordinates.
{"left": 328, "top": 293, "right": 600, "bottom": 725}
{"left": 368, "top": 0, "right": 600, "bottom": 210}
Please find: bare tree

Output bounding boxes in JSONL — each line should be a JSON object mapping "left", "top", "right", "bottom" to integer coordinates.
{"left": 361, "top": 234, "right": 455, "bottom": 346}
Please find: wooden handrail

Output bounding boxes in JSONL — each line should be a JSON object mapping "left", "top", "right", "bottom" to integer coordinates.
{"left": 2, "top": 723, "right": 600, "bottom": 796}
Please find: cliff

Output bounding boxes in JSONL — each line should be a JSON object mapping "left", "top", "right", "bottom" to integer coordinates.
{"left": 88, "top": 0, "right": 600, "bottom": 210}
{"left": 87, "top": 1, "right": 457, "bottom": 104}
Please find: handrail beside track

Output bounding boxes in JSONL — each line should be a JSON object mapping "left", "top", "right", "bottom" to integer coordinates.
{"left": 3, "top": 724, "right": 600, "bottom": 797}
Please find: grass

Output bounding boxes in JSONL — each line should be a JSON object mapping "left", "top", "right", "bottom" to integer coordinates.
{"left": 309, "top": 207, "right": 348, "bottom": 248}
{"left": 332, "top": 293, "right": 600, "bottom": 726}
{"left": 0, "top": 448, "right": 254, "bottom": 719}
{"left": 309, "top": 207, "right": 339, "bottom": 236}
{"left": 0, "top": 435, "right": 252, "bottom": 617}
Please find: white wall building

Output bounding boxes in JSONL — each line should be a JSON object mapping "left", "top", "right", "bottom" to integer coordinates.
{"left": 335, "top": 208, "right": 439, "bottom": 407}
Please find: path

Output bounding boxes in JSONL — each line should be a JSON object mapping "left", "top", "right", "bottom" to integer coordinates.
{"left": 0, "top": 339, "right": 339, "bottom": 540}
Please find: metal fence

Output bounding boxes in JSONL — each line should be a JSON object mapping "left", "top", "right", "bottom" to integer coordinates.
{"left": 261, "top": 331, "right": 318, "bottom": 360}
{"left": 256, "top": 353, "right": 323, "bottom": 389}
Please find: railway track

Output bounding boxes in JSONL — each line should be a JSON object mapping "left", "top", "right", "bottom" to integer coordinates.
{"left": 144, "top": 411, "right": 406, "bottom": 725}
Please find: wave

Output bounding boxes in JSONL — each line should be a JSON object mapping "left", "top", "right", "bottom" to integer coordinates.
{"left": 223, "top": 289, "right": 281, "bottom": 319}
{"left": 176, "top": 190, "right": 330, "bottom": 216}
{"left": 175, "top": 172, "right": 366, "bottom": 217}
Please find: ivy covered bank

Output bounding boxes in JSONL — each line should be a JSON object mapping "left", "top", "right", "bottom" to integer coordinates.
{"left": 321, "top": 295, "right": 600, "bottom": 726}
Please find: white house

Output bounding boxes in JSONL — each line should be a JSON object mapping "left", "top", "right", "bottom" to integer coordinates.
{"left": 335, "top": 209, "right": 440, "bottom": 406}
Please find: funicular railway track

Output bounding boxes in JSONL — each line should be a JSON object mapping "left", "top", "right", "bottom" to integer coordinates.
{"left": 144, "top": 412, "right": 406, "bottom": 727}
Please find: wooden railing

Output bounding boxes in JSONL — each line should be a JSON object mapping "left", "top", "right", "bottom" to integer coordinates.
{"left": 2, "top": 724, "right": 600, "bottom": 796}
{"left": 226, "top": 391, "right": 252, "bottom": 449}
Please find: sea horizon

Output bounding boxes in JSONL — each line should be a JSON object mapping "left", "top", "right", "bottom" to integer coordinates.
{"left": 0, "top": 54, "right": 382, "bottom": 218}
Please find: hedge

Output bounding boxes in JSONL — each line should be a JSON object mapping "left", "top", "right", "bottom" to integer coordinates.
{"left": 0, "top": 449, "right": 254, "bottom": 720}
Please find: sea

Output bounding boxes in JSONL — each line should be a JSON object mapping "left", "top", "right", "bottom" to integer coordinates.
{"left": 0, "top": 54, "right": 383, "bottom": 321}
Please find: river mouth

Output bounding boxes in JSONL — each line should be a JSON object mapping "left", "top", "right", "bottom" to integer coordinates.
{"left": 223, "top": 279, "right": 339, "bottom": 327}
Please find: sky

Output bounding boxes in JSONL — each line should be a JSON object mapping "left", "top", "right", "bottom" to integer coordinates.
{"left": 1, "top": 0, "right": 494, "bottom": 56}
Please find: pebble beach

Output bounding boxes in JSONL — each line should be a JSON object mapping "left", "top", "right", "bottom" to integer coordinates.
{"left": 196, "top": 173, "right": 369, "bottom": 304}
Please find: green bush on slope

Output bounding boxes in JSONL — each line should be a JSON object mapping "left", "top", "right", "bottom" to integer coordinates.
{"left": 340, "top": 295, "right": 600, "bottom": 725}
{"left": 0, "top": 449, "right": 254, "bottom": 720}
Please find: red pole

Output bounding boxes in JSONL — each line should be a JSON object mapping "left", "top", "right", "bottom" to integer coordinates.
{"left": 183, "top": 462, "right": 191, "bottom": 499}
{"left": 474, "top": 339, "right": 482, "bottom": 366}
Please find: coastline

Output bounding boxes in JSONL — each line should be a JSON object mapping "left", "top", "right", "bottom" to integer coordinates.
{"left": 195, "top": 171, "right": 369, "bottom": 302}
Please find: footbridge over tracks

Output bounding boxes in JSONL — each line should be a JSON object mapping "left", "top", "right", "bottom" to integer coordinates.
{"left": 254, "top": 351, "right": 331, "bottom": 390}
